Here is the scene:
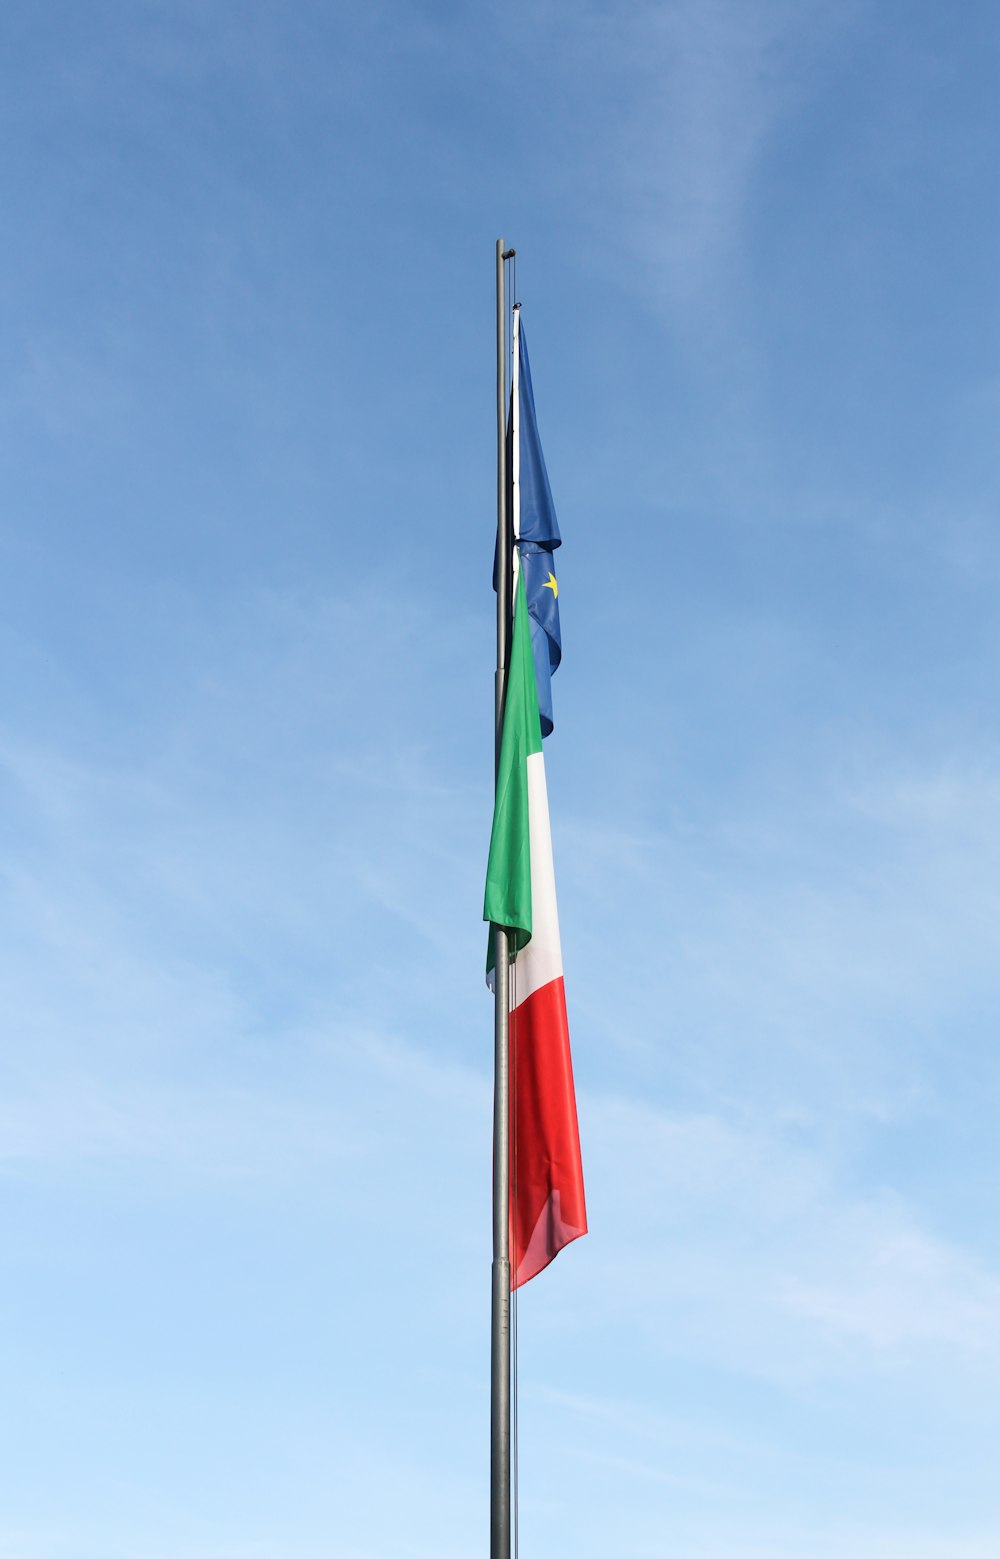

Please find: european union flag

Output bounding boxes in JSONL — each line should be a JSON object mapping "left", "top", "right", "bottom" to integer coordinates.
{"left": 516, "top": 321, "right": 560, "bottom": 551}
{"left": 494, "top": 319, "right": 563, "bottom": 735}
{"left": 517, "top": 321, "right": 562, "bottom": 736}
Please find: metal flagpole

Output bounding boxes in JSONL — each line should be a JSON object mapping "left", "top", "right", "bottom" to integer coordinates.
{"left": 491, "top": 235, "right": 513, "bottom": 1559}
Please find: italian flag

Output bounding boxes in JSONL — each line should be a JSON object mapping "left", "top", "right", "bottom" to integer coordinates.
{"left": 484, "top": 570, "right": 587, "bottom": 1288}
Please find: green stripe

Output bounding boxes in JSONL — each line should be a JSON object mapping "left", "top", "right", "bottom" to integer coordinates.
{"left": 483, "top": 570, "right": 543, "bottom": 951}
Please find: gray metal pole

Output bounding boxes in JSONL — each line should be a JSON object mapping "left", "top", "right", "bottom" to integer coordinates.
{"left": 491, "top": 236, "right": 512, "bottom": 1559}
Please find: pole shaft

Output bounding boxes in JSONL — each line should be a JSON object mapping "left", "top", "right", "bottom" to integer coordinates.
{"left": 490, "top": 237, "right": 511, "bottom": 1559}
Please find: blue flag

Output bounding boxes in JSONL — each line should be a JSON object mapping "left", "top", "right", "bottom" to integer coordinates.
{"left": 492, "top": 318, "right": 561, "bottom": 735}
{"left": 517, "top": 321, "right": 562, "bottom": 736}
{"left": 515, "top": 321, "right": 561, "bottom": 551}
{"left": 492, "top": 319, "right": 563, "bottom": 735}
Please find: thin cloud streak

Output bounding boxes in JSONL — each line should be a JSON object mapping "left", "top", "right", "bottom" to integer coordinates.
{"left": 603, "top": 0, "right": 857, "bottom": 317}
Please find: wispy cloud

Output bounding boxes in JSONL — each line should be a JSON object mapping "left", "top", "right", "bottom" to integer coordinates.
{"left": 783, "top": 1221, "right": 1000, "bottom": 1351}
{"left": 551, "top": 1089, "right": 1000, "bottom": 1385}
{"left": 604, "top": 0, "right": 855, "bottom": 316}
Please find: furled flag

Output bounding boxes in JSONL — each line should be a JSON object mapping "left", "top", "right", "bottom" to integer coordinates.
{"left": 495, "top": 315, "right": 563, "bottom": 736}
{"left": 484, "top": 569, "right": 587, "bottom": 1287}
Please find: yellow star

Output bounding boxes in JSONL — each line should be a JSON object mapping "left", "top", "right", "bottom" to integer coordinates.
{"left": 543, "top": 571, "right": 558, "bottom": 599}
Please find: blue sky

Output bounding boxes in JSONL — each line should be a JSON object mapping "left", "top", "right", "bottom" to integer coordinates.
{"left": 3, "top": 2, "right": 1000, "bottom": 1554}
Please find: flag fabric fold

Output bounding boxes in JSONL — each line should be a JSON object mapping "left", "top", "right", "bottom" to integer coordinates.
{"left": 485, "top": 571, "right": 587, "bottom": 1289}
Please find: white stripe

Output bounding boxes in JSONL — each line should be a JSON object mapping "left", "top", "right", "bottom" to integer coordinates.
{"left": 513, "top": 749, "right": 563, "bottom": 1005}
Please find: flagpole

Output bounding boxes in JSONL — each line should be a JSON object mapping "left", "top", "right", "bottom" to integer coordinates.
{"left": 491, "top": 235, "right": 513, "bottom": 1559}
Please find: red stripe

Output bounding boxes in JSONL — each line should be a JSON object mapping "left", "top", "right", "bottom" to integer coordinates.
{"left": 509, "top": 975, "right": 587, "bottom": 1288}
